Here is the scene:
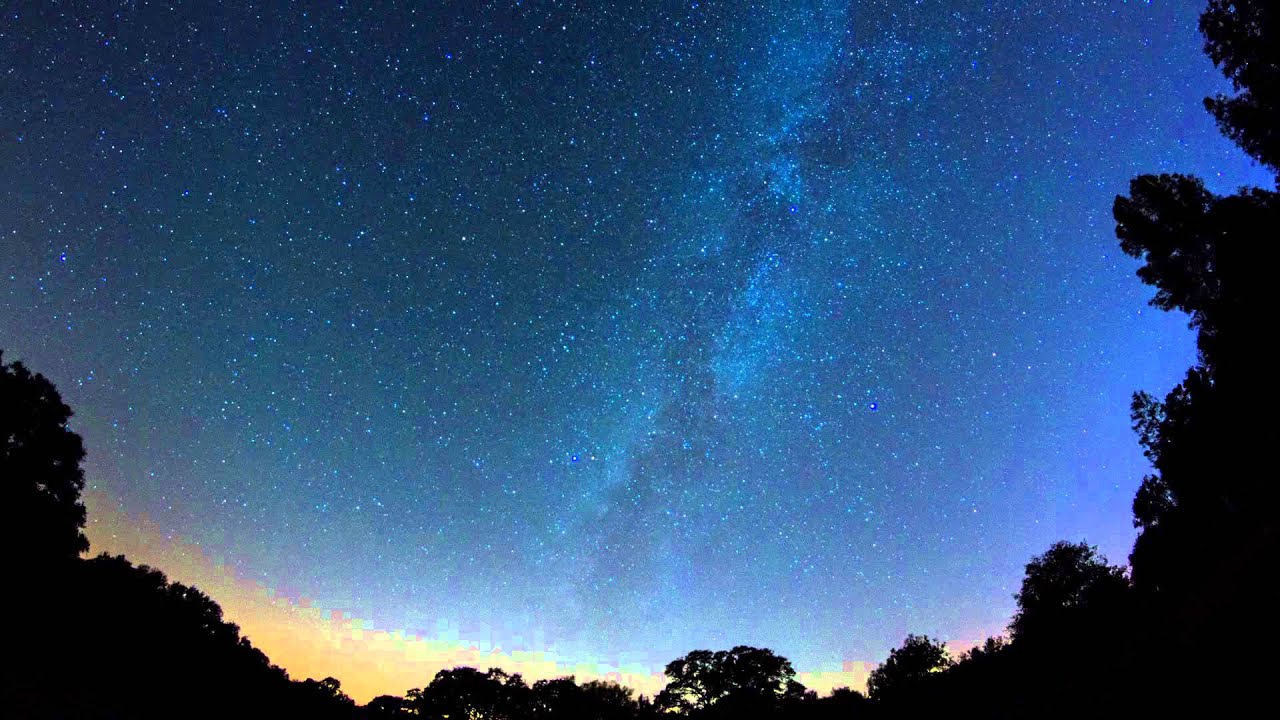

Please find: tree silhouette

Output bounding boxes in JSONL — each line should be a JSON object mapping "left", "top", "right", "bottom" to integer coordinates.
{"left": 580, "top": 679, "right": 646, "bottom": 713}
{"left": 1201, "top": 0, "right": 1280, "bottom": 172}
{"left": 957, "top": 636, "right": 1007, "bottom": 663}
{"left": 1108, "top": 5, "right": 1280, "bottom": 707}
{"left": 1113, "top": 5, "right": 1280, "bottom": 594}
{"left": 655, "top": 646, "right": 808, "bottom": 717}
{"left": 410, "top": 667, "right": 533, "bottom": 720}
{"left": 1, "top": 350, "right": 89, "bottom": 566}
{"left": 865, "top": 634, "right": 950, "bottom": 706}
{"left": 1111, "top": 19, "right": 1279, "bottom": 705}
{"left": 531, "top": 677, "right": 591, "bottom": 720}
{"left": 1009, "top": 541, "right": 1129, "bottom": 642}
{"left": 11, "top": 552, "right": 335, "bottom": 719}
{"left": 1, "top": 350, "right": 361, "bottom": 718}
{"left": 294, "top": 676, "right": 356, "bottom": 718}
{"left": 804, "top": 686, "right": 870, "bottom": 720}
{"left": 531, "top": 676, "right": 654, "bottom": 720}
{"left": 364, "top": 694, "right": 416, "bottom": 718}
{"left": 930, "top": 636, "right": 1015, "bottom": 715}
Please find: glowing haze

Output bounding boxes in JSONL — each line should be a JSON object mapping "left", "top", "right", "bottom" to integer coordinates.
{"left": 2, "top": 0, "right": 1269, "bottom": 704}
{"left": 85, "top": 491, "right": 873, "bottom": 701}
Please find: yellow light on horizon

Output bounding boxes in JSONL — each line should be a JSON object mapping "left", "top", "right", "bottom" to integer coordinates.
{"left": 83, "top": 491, "right": 669, "bottom": 703}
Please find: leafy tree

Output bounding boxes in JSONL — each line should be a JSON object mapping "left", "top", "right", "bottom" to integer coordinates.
{"left": 932, "top": 636, "right": 1017, "bottom": 715}
{"left": 1201, "top": 0, "right": 1280, "bottom": 171}
{"left": 865, "top": 634, "right": 949, "bottom": 704}
{"left": 410, "top": 667, "right": 532, "bottom": 720}
{"left": 957, "top": 636, "right": 1008, "bottom": 664}
{"left": 364, "top": 694, "right": 415, "bottom": 719}
{"left": 3, "top": 354, "right": 328, "bottom": 718}
{"left": 655, "top": 646, "right": 808, "bottom": 717}
{"left": 1113, "top": 183, "right": 1276, "bottom": 701}
{"left": 294, "top": 676, "right": 356, "bottom": 718}
{"left": 531, "top": 677, "right": 587, "bottom": 720}
{"left": 1113, "top": 1, "right": 1280, "bottom": 600}
{"left": 1, "top": 350, "right": 89, "bottom": 565}
{"left": 803, "top": 686, "right": 870, "bottom": 720}
{"left": 1113, "top": 175, "right": 1273, "bottom": 382}
{"left": 531, "top": 676, "right": 652, "bottom": 720}
{"left": 1009, "top": 541, "right": 1129, "bottom": 641}
{"left": 13, "top": 551, "right": 314, "bottom": 719}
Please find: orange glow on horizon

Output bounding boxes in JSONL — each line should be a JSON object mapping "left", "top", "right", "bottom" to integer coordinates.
{"left": 83, "top": 491, "right": 899, "bottom": 703}
{"left": 83, "top": 491, "right": 672, "bottom": 703}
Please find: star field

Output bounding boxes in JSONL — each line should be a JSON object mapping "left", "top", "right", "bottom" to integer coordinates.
{"left": 1, "top": 0, "right": 1270, "bottom": 685}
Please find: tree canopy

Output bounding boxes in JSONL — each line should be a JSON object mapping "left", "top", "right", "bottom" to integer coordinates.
{"left": 1201, "top": 0, "right": 1280, "bottom": 172}
{"left": 409, "top": 667, "right": 533, "bottom": 720}
{"left": 531, "top": 677, "right": 650, "bottom": 720}
{"left": 656, "top": 646, "right": 809, "bottom": 717}
{"left": 1, "top": 351, "right": 89, "bottom": 565}
{"left": 1009, "top": 541, "right": 1129, "bottom": 641}
{"left": 1098, "top": 0, "right": 1280, "bottom": 709}
{"left": 1111, "top": 1, "right": 1278, "bottom": 604}
{"left": 865, "top": 634, "right": 950, "bottom": 704}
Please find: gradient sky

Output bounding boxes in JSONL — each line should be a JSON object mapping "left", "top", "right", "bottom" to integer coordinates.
{"left": 1, "top": 0, "right": 1271, "bottom": 702}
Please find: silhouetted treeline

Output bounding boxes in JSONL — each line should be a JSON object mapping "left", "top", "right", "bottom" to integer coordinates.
{"left": 1112, "top": 0, "right": 1278, "bottom": 709}
{"left": 4, "top": 1, "right": 1277, "bottom": 717}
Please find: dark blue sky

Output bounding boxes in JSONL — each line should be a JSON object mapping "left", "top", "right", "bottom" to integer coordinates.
{"left": 1, "top": 0, "right": 1269, "bottom": 681}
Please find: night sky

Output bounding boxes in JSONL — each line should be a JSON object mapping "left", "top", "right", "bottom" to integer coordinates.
{"left": 1, "top": 0, "right": 1270, "bottom": 700}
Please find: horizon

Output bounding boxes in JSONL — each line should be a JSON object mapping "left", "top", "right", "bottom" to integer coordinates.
{"left": 83, "top": 488, "right": 894, "bottom": 702}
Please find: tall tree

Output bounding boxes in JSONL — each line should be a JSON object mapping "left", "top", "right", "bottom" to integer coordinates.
{"left": 1113, "top": 0, "right": 1279, "bottom": 598}
{"left": 1106, "top": 1, "right": 1278, "bottom": 709}
{"left": 1201, "top": 1, "right": 1280, "bottom": 172}
{"left": 1, "top": 350, "right": 89, "bottom": 566}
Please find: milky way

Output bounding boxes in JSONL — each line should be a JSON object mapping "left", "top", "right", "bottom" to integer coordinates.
{"left": 1, "top": 0, "right": 1269, "bottom": 684}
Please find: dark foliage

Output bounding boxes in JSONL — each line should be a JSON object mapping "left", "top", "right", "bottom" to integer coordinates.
{"left": 3, "top": 352, "right": 358, "bottom": 720}
{"left": 531, "top": 677, "right": 655, "bottom": 720}
{"left": 802, "top": 687, "right": 871, "bottom": 720}
{"left": 294, "top": 677, "right": 359, "bottom": 718}
{"left": 408, "top": 667, "right": 533, "bottom": 720}
{"left": 1, "top": 351, "right": 89, "bottom": 566}
{"left": 656, "top": 646, "right": 810, "bottom": 719}
{"left": 1111, "top": 174, "right": 1278, "bottom": 672}
{"left": 9, "top": 551, "right": 360, "bottom": 719}
{"left": 1201, "top": 0, "right": 1280, "bottom": 171}
{"left": 1103, "top": 0, "right": 1279, "bottom": 708}
{"left": 363, "top": 694, "right": 415, "bottom": 719}
{"left": 865, "top": 634, "right": 949, "bottom": 708}
{"left": 1009, "top": 541, "right": 1129, "bottom": 642}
